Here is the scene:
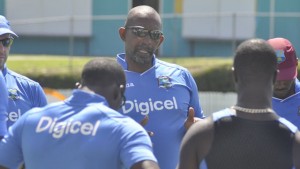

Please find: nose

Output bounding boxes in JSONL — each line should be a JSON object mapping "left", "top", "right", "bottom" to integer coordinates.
{"left": 141, "top": 35, "right": 155, "bottom": 46}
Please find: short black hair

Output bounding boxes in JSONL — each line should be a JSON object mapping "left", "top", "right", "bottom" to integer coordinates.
{"left": 234, "top": 39, "right": 277, "bottom": 81}
{"left": 81, "top": 58, "right": 125, "bottom": 88}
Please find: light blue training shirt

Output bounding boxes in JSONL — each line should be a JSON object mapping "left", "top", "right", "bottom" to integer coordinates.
{"left": 0, "top": 90, "right": 156, "bottom": 169}
{"left": 117, "top": 53, "right": 204, "bottom": 169}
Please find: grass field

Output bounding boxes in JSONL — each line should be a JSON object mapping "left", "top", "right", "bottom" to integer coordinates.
{"left": 7, "top": 54, "right": 233, "bottom": 75}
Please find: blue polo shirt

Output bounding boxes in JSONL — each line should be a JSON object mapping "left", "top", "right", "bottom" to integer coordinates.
{"left": 0, "top": 90, "right": 156, "bottom": 169}
{"left": 117, "top": 53, "right": 204, "bottom": 169}
{"left": 3, "top": 65, "right": 47, "bottom": 128}
{"left": 272, "top": 78, "right": 300, "bottom": 129}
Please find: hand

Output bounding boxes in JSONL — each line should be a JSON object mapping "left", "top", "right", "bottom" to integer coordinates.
{"left": 184, "top": 107, "right": 202, "bottom": 130}
{"left": 140, "top": 115, "right": 154, "bottom": 136}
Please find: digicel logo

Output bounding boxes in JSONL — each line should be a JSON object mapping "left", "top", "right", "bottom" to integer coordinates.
{"left": 6, "top": 109, "right": 22, "bottom": 122}
{"left": 35, "top": 116, "right": 101, "bottom": 139}
{"left": 121, "top": 97, "right": 178, "bottom": 115}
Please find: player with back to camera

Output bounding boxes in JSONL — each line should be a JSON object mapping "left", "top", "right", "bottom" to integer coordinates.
{"left": 0, "top": 58, "right": 160, "bottom": 169}
{"left": 177, "top": 39, "right": 300, "bottom": 169}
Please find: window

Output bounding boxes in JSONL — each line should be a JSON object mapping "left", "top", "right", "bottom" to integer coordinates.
{"left": 182, "top": 0, "right": 255, "bottom": 40}
{"left": 6, "top": 0, "right": 92, "bottom": 37}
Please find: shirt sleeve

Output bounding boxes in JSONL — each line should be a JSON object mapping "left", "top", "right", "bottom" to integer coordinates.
{"left": 0, "top": 113, "right": 27, "bottom": 168}
{"left": 184, "top": 70, "right": 204, "bottom": 118}
{"left": 119, "top": 119, "right": 157, "bottom": 168}
{"left": 0, "top": 73, "right": 7, "bottom": 136}
{"left": 33, "top": 83, "right": 48, "bottom": 107}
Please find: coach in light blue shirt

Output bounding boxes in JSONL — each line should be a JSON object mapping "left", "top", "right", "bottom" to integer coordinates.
{"left": 117, "top": 6, "right": 204, "bottom": 169}
{"left": 0, "top": 58, "right": 159, "bottom": 169}
{"left": 0, "top": 15, "right": 47, "bottom": 129}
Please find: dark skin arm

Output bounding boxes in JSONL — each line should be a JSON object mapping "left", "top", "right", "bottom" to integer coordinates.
{"left": 294, "top": 131, "right": 300, "bottom": 169}
{"left": 177, "top": 116, "right": 214, "bottom": 169}
{"left": 0, "top": 165, "right": 8, "bottom": 169}
{"left": 131, "top": 160, "right": 160, "bottom": 169}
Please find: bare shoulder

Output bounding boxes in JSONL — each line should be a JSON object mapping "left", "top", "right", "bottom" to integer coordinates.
{"left": 184, "top": 116, "right": 215, "bottom": 150}
{"left": 177, "top": 117, "right": 214, "bottom": 169}
{"left": 183, "top": 116, "right": 215, "bottom": 153}
{"left": 187, "top": 116, "right": 214, "bottom": 137}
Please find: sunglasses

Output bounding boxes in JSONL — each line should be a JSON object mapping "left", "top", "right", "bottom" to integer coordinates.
{"left": 125, "top": 26, "right": 163, "bottom": 40}
{"left": 0, "top": 38, "right": 14, "bottom": 47}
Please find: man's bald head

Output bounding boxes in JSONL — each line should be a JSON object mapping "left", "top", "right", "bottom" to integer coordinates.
{"left": 125, "top": 5, "right": 162, "bottom": 30}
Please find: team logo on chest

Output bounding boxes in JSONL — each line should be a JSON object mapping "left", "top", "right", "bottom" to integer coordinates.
{"left": 157, "top": 76, "right": 172, "bottom": 89}
{"left": 8, "top": 88, "right": 20, "bottom": 100}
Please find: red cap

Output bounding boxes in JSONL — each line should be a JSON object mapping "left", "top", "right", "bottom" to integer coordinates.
{"left": 267, "top": 38, "right": 298, "bottom": 80}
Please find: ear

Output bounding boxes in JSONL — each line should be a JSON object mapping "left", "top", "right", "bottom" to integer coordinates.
{"left": 157, "top": 34, "right": 165, "bottom": 47}
{"left": 75, "top": 82, "right": 82, "bottom": 89}
{"left": 119, "top": 27, "right": 126, "bottom": 41}
{"left": 232, "top": 67, "right": 238, "bottom": 83}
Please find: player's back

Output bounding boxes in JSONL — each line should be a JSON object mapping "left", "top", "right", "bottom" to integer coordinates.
{"left": 205, "top": 109, "right": 296, "bottom": 169}
{"left": 1, "top": 90, "right": 154, "bottom": 169}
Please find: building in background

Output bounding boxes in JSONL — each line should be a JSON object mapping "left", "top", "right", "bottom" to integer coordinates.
{"left": 0, "top": 0, "right": 299, "bottom": 57}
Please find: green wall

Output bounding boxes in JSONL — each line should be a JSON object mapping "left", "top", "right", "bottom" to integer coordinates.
{"left": 256, "top": 0, "right": 300, "bottom": 55}
{"left": 89, "top": 0, "right": 128, "bottom": 56}
{"left": 0, "top": 0, "right": 5, "bottom": 15}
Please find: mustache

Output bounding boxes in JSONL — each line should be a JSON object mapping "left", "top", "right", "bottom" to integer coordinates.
{"left": 136, "top": 46, "right": 156, "bottom": 54}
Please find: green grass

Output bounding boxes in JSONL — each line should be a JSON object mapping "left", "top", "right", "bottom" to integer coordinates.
{"left": 161, "top": 57, "right": 233, "bottom": 74}
{"left": 7, "top": 54, "right": 93, "bottom": 75}
{"left": 7, "top": 54, "right": 233, "bottom": 76}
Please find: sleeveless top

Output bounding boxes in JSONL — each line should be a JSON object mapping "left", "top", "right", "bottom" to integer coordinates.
{"left": 205, "top": 109, "right": 297, "bottom": 169}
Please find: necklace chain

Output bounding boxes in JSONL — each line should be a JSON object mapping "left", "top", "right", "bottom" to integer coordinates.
{"left": 231, "top": 105, "right": 275, "bottom": 114}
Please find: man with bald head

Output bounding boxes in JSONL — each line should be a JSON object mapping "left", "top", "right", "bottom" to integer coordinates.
{"left": 177, "top": 39, "right": 300, "bottom": 169}
{"left": 117, "top": 5, "right": 204, "bottom": 169}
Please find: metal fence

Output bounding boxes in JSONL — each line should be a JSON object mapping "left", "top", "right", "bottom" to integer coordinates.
{"left": 8, "top": 11, "right": 300, "bottom": 57}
